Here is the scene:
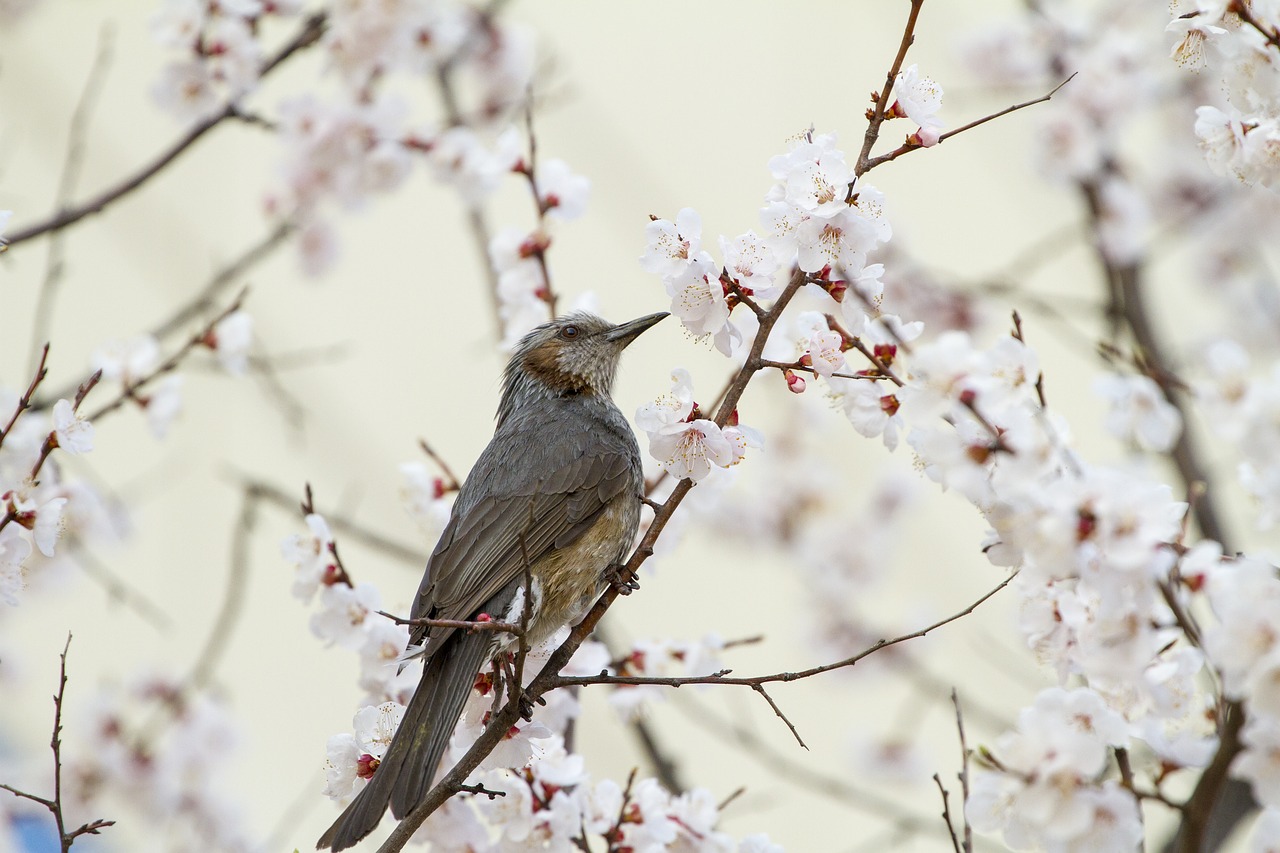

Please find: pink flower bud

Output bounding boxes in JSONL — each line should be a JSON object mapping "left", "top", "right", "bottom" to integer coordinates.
{"left": 908, "top": 126, "right": 942, "bottom": 148}
{"left": 785, "top": 370, "right": 806, "bottom": 394}
{"left": 356, "top": 754, "right": 380, "bottom": 779}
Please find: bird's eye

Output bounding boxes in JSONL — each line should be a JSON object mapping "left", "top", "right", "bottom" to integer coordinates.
{"left": 560, "top": 325, "right": 579, "bottom": 340}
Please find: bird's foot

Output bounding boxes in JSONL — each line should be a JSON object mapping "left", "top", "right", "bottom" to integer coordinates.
{"left": 605, "top": 562, "right": 640, "bottom": 595}
{"left": 517, "top": 689, "right": 545, "bottom": 721}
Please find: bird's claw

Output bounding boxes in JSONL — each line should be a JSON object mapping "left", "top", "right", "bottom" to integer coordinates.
{"left": 518, "top": 689, "right": 545, "bottom": 721}
{"left": 606, "top": 563, "right": 640, "bottom": 595}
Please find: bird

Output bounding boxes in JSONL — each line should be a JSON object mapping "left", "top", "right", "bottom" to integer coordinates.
{"left": 317, "top": 310, "right": 667, "bottom": 851}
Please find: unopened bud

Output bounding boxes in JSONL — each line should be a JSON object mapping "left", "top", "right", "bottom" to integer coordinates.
{"left": 356, "top": 754, "right": 380, "bottom": 779}
{"left": 785, "top": 370, "right": 806, "bottom": 394}
{"left": 958, "top": 388, "right": 977, "bottom": 407}
{"left": 908, "top": 126, "right": 942, "bottom": 148}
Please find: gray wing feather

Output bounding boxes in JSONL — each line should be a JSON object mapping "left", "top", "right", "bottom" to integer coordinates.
{"left": 407, "top": 423, "right": 635, "bottom": 652}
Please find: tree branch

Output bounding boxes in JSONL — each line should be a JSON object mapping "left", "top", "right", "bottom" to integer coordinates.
{"left": 3, "top": 13, "right": 326, "bottom": 247}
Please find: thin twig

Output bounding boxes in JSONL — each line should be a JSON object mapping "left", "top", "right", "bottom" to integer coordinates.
{"left": 862, "top": 74, "right": 1077, "bottom": 173}
{"left": 418, "top": 438, "right": 463, "bottom": 492}
{"left": 0, "top": 636, "right": 116, "bottom": 851}
{"left": 186, "top": 489, "right": 258, "bottom": 690}
{"left": 0, "top": 344, "right": 50, "bottom": 453}
{"left": 855, "top": 0, "right": 926, "bottom": 177}
{"left": 933, "top": 774, "right": 962, "bottom": 853}
{"left": 551, "top": 573, "right": 1014, "bottom": 692}
{"left": 0, "top": 372, "right": 102, "bottom": 539}
{"left": 28, "top": 24, "right": 116, "bottom": 376}
{"left": 750, "top": 683, "right": 807, "bottom": 749}
{"left": 378, "top": 611, "right": 524, "bottom": 637}
{"left": 951, "top": 689, "right": 973, "bottom": 853}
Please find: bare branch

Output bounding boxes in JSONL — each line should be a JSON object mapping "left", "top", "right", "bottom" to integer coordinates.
{"left": 862, "top": 74, "right": 1077, "bottom": 173}
{"left": 933, "top": 774, "right": 962, "bottom": 853}
{"left": 550, "top": 573, "right": 1013, "bottom": 692}
{"left": 855, "top": 0, "right": 926, "bottom": 177}
{"left": 4, "top": 14, "right": 326, "bottom": 247}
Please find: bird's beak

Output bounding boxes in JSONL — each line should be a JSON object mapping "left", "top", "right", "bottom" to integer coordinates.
{"left": 605, "top": 311, "right": 668, "bottom": 346}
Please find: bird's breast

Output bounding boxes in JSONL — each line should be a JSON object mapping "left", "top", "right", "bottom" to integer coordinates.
{"left": 517, "top": 493, "right": 639, "bottom": 648}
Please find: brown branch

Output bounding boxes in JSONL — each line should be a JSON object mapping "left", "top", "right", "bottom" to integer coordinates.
{"left": 550, "top": 573, "right": 1013, "bottom": 693}
{"left": 1173, "top": 702, "right": 1246, "bottom": 851}
{"left": 951, "top": 689, "right": 973, "bottom": 853}
{"left": 862, "top": 74, "right": 1076, "bottom": 174}
{"left": 0, "top": 636, "right": 116, "bottom": 851}
{"left": 750, "top": 683, "right": 807, "bottom": 749}
{"left": 933, "top": 775, "right": 962, "bottom": 853}
{"left": 3, "top": 13, "right": 326, "bottom": 247}
{"left": 0, "top": 344, "right": 50, "bottom": 453}
{"left": 855, "top": 0, "right": 926, "bottom": 177}
{"left": 378, "top": 611, "right": 524, "bottom": 638}
{"left": 1230, "top": 0, "right": 1280, "bottom": 50}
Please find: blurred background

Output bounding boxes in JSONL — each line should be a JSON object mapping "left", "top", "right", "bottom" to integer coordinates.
{"left": 2, "top": 1, "right": 1275, "bottom": 850}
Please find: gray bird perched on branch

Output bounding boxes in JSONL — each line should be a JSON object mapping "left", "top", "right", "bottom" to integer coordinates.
{"left": 317, "top": 310, "right": 667, "bottom": 851}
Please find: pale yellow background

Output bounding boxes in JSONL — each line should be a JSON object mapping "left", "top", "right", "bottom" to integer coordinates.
{"left": 0, "top": 2, "right": 1254, "bottom": 851}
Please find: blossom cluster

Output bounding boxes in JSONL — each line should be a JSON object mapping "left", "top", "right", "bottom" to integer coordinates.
{"left": 0, "top": 387, "right": 94, "bottom": 607}
{"left": 634, "top": 99, "right": 1280, "bottom": 847}
{"left": 635, "top": 369, "right": 760, "bottom": 482}
{"left": 1168, "top": 0, "right": 1280, "bottom": 189}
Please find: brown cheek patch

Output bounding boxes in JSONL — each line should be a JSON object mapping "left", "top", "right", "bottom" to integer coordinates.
{"left": 523, "top": 341, "right": 593, "bottom": 395}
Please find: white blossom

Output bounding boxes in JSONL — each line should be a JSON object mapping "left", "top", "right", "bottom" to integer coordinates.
{"left": 52, "top": 399, "right": 93, "bottom": 454}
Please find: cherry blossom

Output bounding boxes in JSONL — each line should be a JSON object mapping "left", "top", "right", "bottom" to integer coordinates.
{"left": 1093, "top": 372, "right": 1182, "bottom": 452}
{"left": 210, "top": 310, "right": 253, "bottom": 375}
{"left": 51, "top": 399, "right": 94, "bottom": 454}
{"left": 310, "top": 581, "right": 382, "bottom": 649}
{"left": 281, "top": 512, "right": 334, "bottom": 602}
{"left": 890, "top": 64, "right": 945, "bottom": 129}
{"left": 536, "top": 158, "right": 589, "bottom": 221}
{"left": 92, "top": 335, "right": 160, "bottom": 385}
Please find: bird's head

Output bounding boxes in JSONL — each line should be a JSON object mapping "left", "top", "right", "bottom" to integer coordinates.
{"left": 500, "top": 311, "right": 667, "bottom": 413}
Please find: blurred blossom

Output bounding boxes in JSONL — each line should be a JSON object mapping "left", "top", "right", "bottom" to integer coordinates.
{"left": 211, "top": 310, "right": 254, "bottom": 375}
{"left": 52, "top": 399, "right": 94, "bottom": 454}
{"left": 1093, "top": 372, "right": 1182, "bottom": 452}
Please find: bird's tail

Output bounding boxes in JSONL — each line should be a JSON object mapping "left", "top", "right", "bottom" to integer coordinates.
{"left": 316, "top": 631, "right": 492, "bottom": 851}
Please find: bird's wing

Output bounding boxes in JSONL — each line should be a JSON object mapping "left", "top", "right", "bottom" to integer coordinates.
{"left": 407, "top": 448, "right": 634, "bottom": 650}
